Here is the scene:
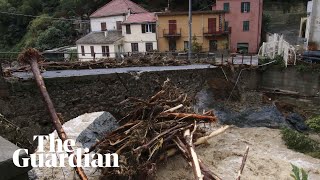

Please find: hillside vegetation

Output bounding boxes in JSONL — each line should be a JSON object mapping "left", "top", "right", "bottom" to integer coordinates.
{"left": 0, "top": 0, "right": 309, "bottom": 52}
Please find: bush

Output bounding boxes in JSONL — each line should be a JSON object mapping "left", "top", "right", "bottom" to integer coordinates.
{"left": 306, "top": 116, "right": 320, "bottom": 133}
{"left": 273, "top": 55, "right": 286, "bottom": 68}
{"left": 281, "top": 128, "right": 320, "bottom": 158}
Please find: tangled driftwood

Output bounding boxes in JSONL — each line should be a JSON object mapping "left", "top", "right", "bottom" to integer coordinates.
{"left": 2, "top": 56, "right": 191, "bottom": 77}
{"left": 89, "top": 80, "right": 232, "bottom": 180}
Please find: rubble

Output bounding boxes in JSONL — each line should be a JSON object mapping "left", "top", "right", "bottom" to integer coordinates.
{"left": 2, "top": 55, "right": 195, "bottom": 77}
{"left": 90, "top": 79, "right": 236, "bottom": 179}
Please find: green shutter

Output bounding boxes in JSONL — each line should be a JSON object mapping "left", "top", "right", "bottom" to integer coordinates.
{"left": 247, "top": 3, "right": 250, "bottom": 12}
{"left": 241, "top": 2, "right": 244, "bottom": 13}
{"left": 142, "top": 24, "right": 146, "bottom": 33}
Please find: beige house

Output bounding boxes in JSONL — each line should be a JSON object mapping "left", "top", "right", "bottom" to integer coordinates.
{"left": 156, "top": 11, "right": 230, "bottom": 52}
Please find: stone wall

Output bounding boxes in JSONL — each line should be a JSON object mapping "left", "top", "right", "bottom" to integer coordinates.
{"left": 259, "top": 67, "right": 320, "bottom": 96}
{"left": 0, "top": 68, "right": 231, "bottom": 149}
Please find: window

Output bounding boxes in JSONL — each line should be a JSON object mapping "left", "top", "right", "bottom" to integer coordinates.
{"left": 116, "top": 21, "right": 122, "bottom": 30}
{"left": 101, "top": 22, "right": 107, "bottom": 31}
{"left": 237, "top": 43, "right": 249, "bottom": 54}
{"left": 224, "top": 21, "right": 229, "bottom": 31}
{"left": 142, "top": 24, "right": 156, "bottom": 33}
{"left": 223, "top": 3, "right": 230, "bottom": 11}
{"left": 146, "top": 43, "right": 153, "bottom": 52}
{"left": 102, "top": 46, "right": 110, "bottom": 57}
{"left": 241, "top": 2, "right": 250, "bottom": 13}
{"left": 243, "top": 21, "right": 250, "bottom": 31}
{"left": 81, "top": 46, "right": 85, "bottom": 56}
{"left": 90, "top": 46, "right": 95, "bottom": 57}
{"left": 184, "top": 41, "right": 189, "bottom": 50}
{"left": 126, "top": 25, "right": 131, "bottom": 34}
{"left": 131, "top": 43, "right": 139, "bottom": 52}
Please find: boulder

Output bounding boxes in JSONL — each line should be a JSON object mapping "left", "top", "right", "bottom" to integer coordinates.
{"left": 31, "top": 111, "right": 119, "bottom": 180}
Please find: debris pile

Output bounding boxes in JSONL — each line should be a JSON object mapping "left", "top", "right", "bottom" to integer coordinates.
{"left": 89, "top": 80, "right": 231, "bottom": 179}
{"left": 2, "top": 55, "right": 193, "bottom": 77}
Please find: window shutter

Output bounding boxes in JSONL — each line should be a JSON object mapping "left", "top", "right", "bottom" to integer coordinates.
{"left": 241, "top": 2, "right": 244, "bottom": 13}
{"left": 248, "top": 3, "right": 250, "bottom": 12}
{"left": 142, "top": 24, "right": 146, "bottom": 33}
{"left": 151, "top": 24, "right": 156, "bottom": 33}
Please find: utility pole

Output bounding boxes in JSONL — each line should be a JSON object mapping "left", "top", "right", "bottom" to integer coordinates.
{"left": 188, "top": 0, "right": 192, "bottom": 61}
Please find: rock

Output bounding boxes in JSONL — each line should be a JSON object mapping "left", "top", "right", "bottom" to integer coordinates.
{"left": 32, "top": 111, "right": 119, "bottom": 180}
{"left": 221, "top": 105, "right": 289, "bottom": 128}
{"left": 76, "top": 112, "right": 119, "bottom": 148}
{"left": 0, "top": 136, "right": 32, "bottom": 180}
{"left": 286, "top": 113, "right": 309, "bottom": 132}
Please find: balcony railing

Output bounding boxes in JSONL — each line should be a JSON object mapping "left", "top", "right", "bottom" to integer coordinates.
{"left": 163, "top": 28, "right": 182, "bottom": 38}
{"left": 203, "top": 27, "right": 231, "bottom": 37}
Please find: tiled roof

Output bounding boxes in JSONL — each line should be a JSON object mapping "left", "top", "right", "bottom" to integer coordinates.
{"left": 90, "top": 0, "right": 148, "bottom": 18}
{"left": 156, "top": 10, "right": 226, "bottom": 16}
{"left": 122, "top": 13, "right": 156, "bottom": 24}
{"left": 76, "top": 31, "right": 123, "bottom": 44}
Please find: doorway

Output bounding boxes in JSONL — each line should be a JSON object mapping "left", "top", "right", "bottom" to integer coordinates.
{"left": 169, "top": 40, "right": 176, "bottom": 51}
{"left": 209, "top": 40, "right": 217, "bottom": 52}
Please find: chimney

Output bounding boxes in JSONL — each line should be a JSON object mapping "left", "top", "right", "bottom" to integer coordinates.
{"left": 104, "top": 31, "right": 108, "bottom": 37}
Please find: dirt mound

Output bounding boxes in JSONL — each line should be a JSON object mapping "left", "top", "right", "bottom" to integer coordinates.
{"left": 156, "top": 127, "right": 320, "bottom": 180}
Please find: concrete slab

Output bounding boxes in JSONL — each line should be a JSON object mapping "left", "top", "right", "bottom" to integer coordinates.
{"left": 0, "top": 136, "right": 32, "bottom": 180}
{"left": 11, "top": 64, "right": 215, "bottom": 80}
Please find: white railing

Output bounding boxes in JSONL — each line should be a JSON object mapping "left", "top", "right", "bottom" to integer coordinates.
{"left": 258, "top": 33, "right": 297, "bottom": 67}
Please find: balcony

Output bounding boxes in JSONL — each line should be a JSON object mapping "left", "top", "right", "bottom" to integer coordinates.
{"left": 163, "top": 28, "right": 182, "bottom": 38}
{"left": 203, "top": 27, "right": 231, "bottom": 37}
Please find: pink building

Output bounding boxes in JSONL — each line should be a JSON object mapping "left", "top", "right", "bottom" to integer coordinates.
{"left": 213, "top": 0, "right": 263, "bottom": 53}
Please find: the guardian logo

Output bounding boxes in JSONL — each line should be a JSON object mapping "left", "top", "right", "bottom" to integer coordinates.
{"left": 12, "top": 133, "right": 119, "bottom": 168}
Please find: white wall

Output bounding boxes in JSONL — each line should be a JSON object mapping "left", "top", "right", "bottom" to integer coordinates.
{"left": 122, "top": 24, "right": 158, "bottom": 52}
{"left": 76, "top": 44, "right": 117, "bottom": 61}
{"left": 309, "top": 0, "right": 320, "bottom": 45}
{"left": 90, "top": 16, "right": 125, "bottom": 32}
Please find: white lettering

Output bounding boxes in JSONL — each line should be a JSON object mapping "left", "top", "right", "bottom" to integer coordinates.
{"left": 12, "top": 149, "right": 29, "bottom": 167}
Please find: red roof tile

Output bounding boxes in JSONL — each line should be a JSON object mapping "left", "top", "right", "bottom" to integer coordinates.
{"left": 123, "top": 13, "right": 156, "bottom": 24}
{"left": 90, "top": 0, "right": 148, "bottom": 18}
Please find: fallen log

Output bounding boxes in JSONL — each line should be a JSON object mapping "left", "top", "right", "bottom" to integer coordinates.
{"left": 18, "top": 48, "right": 88, "bottom": 180}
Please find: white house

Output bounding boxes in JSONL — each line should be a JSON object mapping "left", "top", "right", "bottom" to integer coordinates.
{"left": 122, "top": 13, "right": 158, "bottom": 53}
{"left": 76, "top": 31, "right": 123, "bottom": 60}
{"left": 76, "top": 0, "right": 149, "bottom": 61}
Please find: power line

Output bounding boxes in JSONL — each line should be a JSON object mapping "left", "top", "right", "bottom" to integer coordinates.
{"left": 0, "top": 11, "right": 90, "bottom": 22}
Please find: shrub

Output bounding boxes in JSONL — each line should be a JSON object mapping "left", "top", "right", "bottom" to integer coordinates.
{"left": 306, "top": 115, "right": 320, "bottom": 133}
{"left": 281, "top": 128, "right": 320, "bottom": 158}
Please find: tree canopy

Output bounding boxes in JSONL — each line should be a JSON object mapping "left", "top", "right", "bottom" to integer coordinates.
{"left": 0, "top": 0, "right": 310, "bottom": 51}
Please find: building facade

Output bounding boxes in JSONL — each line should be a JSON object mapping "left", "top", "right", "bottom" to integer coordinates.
{"left": 122, "top": 13, "right": 158, "bottom": 53}
{"left": 213, "top": 0, "right": 263, "bottom": 53}
{"left": 156, "top": 11, "right": 230, "bottom": 52}
{"left": 76, "top": 0, "right": 150, "bottom": 61}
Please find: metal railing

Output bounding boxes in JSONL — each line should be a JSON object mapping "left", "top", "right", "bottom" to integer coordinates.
{"left": 203, "top": 27, "right": 231, "bottom": 36}
{"left": 163, "top": 28, "right": 182, "bottom": 37}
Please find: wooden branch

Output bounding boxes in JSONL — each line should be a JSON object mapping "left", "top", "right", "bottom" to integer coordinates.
{"left": 184, "top": 128, "right": 203, "bottom": 180}
{"left": 163, "top": 104, "right": 183, "bottom": 113}
{"left": 160, "top": 126, "right": 230, "bottom": 161}
{"left": 236, "top": 146, "right": 250, "bottom": 180}
{"left": 133, "top": 123, "right": 189, "bottom": 152}
{"left": 159, "top": 112, "right": 217, "bottom": 122}
{"left": 194, "top": 126, "right": 230, "bottom": 146}
{"left": 18, "top": 49, "right": 87, "bottom": 180}
{"left": 198, "top": 159, "right": 222, "bottom": 180}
